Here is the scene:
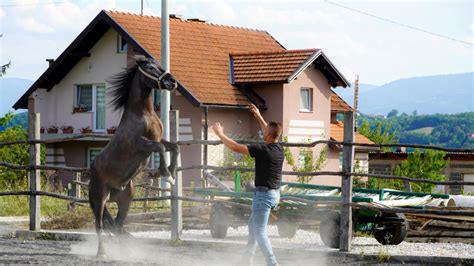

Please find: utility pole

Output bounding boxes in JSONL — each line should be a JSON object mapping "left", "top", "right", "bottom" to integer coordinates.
{"left": 353, "top": 75, "right": 359, "bottom": 130}
{"left": 160, "top": 0, "right": 171, "bottom": 196}
{"left": 140, "top": 0, "right": 143, "bottom": 15}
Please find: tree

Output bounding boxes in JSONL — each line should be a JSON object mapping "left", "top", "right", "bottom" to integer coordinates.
{"left": 387, "top": 109, "right": 398, "bottom": 118}
{"left": 393, "top": 149, "right": 448, "bottom": 193}
{"left": 358, "top": 120, "right": 397, "bottom": 151}
{"left": 284, "top": 137, "right": 327, "bottom": 184}
{"left": 0, "top": 112, "right": 29, "bottom": 189}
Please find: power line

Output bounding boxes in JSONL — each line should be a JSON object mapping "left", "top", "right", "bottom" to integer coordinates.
{"left": 325, "top": 0, "right": 473, "bottom": 46}
{"left": 0, "top": 1, "right": 65, "bottom": 8}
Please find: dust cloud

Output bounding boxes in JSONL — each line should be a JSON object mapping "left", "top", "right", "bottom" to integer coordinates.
{"left": 69, "top": 229, "right": 331, "bottom": 265}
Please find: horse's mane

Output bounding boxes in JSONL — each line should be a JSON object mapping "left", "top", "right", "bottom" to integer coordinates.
{"left": 107, "top": 56, "right": 150, "bottom": 111}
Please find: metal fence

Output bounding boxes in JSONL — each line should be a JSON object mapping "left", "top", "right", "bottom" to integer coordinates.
{"left": 0, "top": 111, "right": 473, "bottom": 252}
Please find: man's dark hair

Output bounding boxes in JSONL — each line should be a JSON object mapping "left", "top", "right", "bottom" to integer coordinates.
{"left": 267, "top": 121, "right": 283, "bottom": 140}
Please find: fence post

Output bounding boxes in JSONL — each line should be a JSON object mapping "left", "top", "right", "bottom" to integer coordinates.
{"left": 68, "top": 172, "right": 82, "bottom": 210}
{"left": 170, "top": 110, "right": 182, "bottom": 241}
{"left": 339, "top": 112, "right": 354, "bottom": 251}
{"left": 404, "top": 181, "right": 412, "bottom": 192}
{"left": 28, "top": 112, "right": 41, "bottom": 231}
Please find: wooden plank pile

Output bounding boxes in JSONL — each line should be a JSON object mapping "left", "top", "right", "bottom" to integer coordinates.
{"left": 406, "top": 211, "right": 474, "bottom": 244}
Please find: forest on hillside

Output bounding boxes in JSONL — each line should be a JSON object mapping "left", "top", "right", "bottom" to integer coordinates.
{"left": 358, "top": 111, "right": 474, "bottom": 148}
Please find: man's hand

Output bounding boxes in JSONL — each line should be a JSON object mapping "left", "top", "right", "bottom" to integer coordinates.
{"left": 211, "top": 122, "right": 224, "bottom": 136}
{"left": 249, "top": 104, "right": 261, "bottom": 117}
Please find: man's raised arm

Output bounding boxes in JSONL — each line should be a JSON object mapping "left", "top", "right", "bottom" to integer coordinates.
{"left": 249, "top": 104, "right": 267, "bottom": 132}
{"left": 211, "top": 122, "right": 249, "bottom": 155}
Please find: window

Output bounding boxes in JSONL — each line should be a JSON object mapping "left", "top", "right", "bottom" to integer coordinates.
{"left": 117, "top": 35, "right": 128, "bottom": 53}
{"left": 76, "top": 85, "right": 93, "bottom": 111}
{"left": 300, "top": 88, "right": 312, "bottom": 112}
{"left": 88, "top": 148, "right": 102, "bottom": 167}
{"left": 75, "top": 84, "right": 106, "bottom": 131}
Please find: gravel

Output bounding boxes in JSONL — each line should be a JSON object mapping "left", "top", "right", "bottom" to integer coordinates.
{"left": 133, "top": 225, "right": 474, "bottom": 259}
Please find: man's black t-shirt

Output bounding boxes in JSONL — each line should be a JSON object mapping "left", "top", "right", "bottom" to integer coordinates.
{"left": 247, "top": 143, "right": 284, "bottom": 189}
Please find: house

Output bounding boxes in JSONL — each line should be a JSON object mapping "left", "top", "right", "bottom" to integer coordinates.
{"left": 369, "top": 152, "right": 474, "bottom": 195}
{"left": 13, "top": 10, "right": 373, "bottom": 186}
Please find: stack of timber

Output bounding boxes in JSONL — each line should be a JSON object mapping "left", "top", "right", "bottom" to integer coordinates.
{"left": 406, "top": 210, "right": 474, "bottom": 244}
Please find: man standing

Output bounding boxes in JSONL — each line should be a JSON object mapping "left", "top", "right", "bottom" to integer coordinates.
{"left": 211, "top": 104, "right": 284, "bottom": 266}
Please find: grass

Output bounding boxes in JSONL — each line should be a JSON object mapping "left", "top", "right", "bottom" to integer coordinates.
{"left": 42, "top": 206, "right": 94, "bottom": 230}
{"left": 0, "top": 195, "right": 68, "bottom": 217}
{"left": 408, "top": 127, "right": 434, "bottom": 134}
{"left": 377, "top": 247, "right": 390, "bottom": 263}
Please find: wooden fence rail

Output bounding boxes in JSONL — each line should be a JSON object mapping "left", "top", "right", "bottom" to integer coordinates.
{"left": 1, "top": 111, "right": 474, "bottom": 252}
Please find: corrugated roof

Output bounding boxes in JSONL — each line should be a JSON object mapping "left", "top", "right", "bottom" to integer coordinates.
{"left": 230, "top": 49, "right": 317, "bottom": 84}
{"left": 107, "top": 11, "right": 285, "bottom": 106}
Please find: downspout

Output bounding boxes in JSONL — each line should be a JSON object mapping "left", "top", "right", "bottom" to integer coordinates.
{"left": 203, "top": 106, "right": 209, "bottom": 166}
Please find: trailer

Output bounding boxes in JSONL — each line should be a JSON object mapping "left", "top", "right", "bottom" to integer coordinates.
{"left": 193, "top": 182, "right": 451, "bottom": 248}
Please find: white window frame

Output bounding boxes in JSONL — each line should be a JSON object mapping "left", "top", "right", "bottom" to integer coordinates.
{"left": 117, "top": 35, "right": 128, "bottom": 53}
{"left": 74, "top": 83, "right": 106, "bottom": 132}
{"left": 87, "top": 147, "right": 102, "bottom": 168}
{"left": 75, "top": 84, "right": 93, "bottom": 111}
{"left": 300, "top": 87, "right": 313, "bottom": 112}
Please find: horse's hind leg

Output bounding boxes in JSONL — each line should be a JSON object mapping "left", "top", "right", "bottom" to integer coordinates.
{"left": 89, "top": 177, "right": 110, "bottom": 258}
{"left": 114, "top": 181, "right": 133, "bottom": 238}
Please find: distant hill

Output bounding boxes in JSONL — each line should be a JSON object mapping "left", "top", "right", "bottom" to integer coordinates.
{"left": 336, "top": 72, "right": 473, "bottom": 115}
{"left": 0, "top": 78, "right": 33, "bottom": 116}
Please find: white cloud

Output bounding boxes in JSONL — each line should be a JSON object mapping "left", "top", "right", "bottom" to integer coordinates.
{"left": 0, "top": 8, "right": 5, "bottom": 18}
{"left": 471, "top": 23, "right": 474, "bottom": 32}
{"left": 15, "top": 17, "right": 54, "bottom": 33}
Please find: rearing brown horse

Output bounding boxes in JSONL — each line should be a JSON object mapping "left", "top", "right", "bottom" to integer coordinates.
{"left": 88, "top": 55, "right": 179, "bottom": 258}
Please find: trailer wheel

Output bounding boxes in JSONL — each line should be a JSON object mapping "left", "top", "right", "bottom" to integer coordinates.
{"left": 320, "top": 211, "right": 341, "bottom": 249}
{"left": 210, "top": 203, "right": 229, "bottom": 239}
{"left": 277, "top": 220, "right": 298, "bottom": 238}
{"left": 374, "top": 213, "right": 408, "bottom": 245}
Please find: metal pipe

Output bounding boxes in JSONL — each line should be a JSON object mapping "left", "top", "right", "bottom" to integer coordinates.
{"left": 203, "top": 106, "right": 209, "bottom": 166}
{"left": 160, "top": 0, "right": 171, "bottom": 194}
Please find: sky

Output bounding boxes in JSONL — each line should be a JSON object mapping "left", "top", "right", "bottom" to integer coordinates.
{"left": 0, "top": 0, "right": 473, "bottom": 85}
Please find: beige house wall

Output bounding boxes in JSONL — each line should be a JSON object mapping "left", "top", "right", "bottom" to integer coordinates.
{"left": 281, "top": 66, "right": 339, "bottom": 185}
{"left": 32, "top": 28, "right": 126, "bottom": 131}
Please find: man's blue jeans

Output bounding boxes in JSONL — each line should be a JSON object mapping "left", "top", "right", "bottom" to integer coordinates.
{"left": 246, "top": 189, "right": 280, "bottom": 265}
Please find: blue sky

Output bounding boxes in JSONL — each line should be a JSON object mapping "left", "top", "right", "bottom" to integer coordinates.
{"left": 0, "top": 0, "right": 472, "bottom": 85}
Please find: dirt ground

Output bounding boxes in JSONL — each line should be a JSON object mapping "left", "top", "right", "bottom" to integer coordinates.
{"left": 0, "top": 222, "right": 472, "bottom": 265}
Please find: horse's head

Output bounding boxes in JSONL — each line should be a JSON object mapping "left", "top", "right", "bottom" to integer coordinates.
{"left": 135, "top": 55, "right": 178, "bottom": 92}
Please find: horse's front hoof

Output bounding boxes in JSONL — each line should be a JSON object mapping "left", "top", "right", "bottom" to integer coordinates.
{"left": 163, "top": 176, "right": 175, "bottom": 185}
{"left": 96, "top": 252, "right": 107, "bottom": 260}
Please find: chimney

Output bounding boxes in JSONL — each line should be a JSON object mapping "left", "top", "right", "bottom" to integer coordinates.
{"left": 188, "top": 18, "right": 207, "bottom": 23}
{"left": 353, "top": 75, "right": 359, "bottom": 130}
{"left": 46, "top": 59, "right": 55, "bottom": 66}
{"left": 170, "top": 14, "right": 184, "bottom": 20}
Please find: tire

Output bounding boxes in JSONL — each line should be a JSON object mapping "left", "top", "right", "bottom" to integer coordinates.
{"left": 210, "top": 203, "right": 229, "bottom": 239}
{"left": 320, "top": 211, "right": 341, "bottom": 249}
{"left": 277, "top": 220, "right": 298, "bottom": 238}
{"left": 374, "top": 213, "right": 408, "bottom": 245}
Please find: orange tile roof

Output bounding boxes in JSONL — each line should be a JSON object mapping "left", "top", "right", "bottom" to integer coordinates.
{"left": 331, "top": 90, "right": 353, "bottom": 112}
{"left": 107, "top": 11, "right": 285, "bottom": 106}
{"left": 330, "top": 121, "right": 373, "bottom": 144}
{"left": 230, "top": 49, "right": 317, "bottom": 84}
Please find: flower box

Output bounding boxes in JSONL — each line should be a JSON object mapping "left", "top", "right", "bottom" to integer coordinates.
{"left": 80, "top": 126, "right": 93, "bottom": 134}
{"left": 47, "top": 126, "right": 58, "bottom": 134}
